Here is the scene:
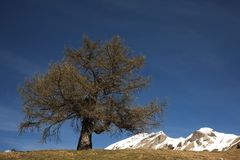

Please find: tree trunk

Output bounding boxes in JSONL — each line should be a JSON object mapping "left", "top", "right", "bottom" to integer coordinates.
{"left": 77, "top": 119, "right": 93, "bottom": 150}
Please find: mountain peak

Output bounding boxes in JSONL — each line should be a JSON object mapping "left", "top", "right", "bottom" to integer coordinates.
{"left": 197, "top": 127, "right": 214, "bottom": 133}
{"left": 155, "top": 131, "right": 166, "bottom": 135}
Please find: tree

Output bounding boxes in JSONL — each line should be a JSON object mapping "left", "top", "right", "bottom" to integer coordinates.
{"left": 18, "top": 36, "right": 165, "bottom": 150}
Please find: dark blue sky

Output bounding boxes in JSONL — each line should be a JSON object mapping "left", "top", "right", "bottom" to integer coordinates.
{"left": 1, "top": 0, "right": 240, "bottom": 151}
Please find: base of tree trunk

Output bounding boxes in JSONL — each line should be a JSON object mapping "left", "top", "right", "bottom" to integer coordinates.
{"left": 77, "top": 132, "right": 92, "bottom": 150}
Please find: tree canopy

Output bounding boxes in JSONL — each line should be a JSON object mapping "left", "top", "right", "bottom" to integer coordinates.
{"left": 18, "top": 36, "right": 165, "bottom": 150}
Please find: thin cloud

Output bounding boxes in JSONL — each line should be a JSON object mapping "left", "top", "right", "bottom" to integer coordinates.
{"left": 0, "top": 50, "right": 40, "bottom": 76}
{"left": 0, "top": 105, "right": 22, "bottom": 132}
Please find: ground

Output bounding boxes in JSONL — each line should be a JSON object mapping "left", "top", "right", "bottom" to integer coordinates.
{"left": 0, "top": 149, "right": 239, "bottom": 160}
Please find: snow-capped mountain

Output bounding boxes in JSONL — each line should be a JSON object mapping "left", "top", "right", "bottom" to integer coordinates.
{"left": 105, "top": 127, "right": 240, "bottom": 151}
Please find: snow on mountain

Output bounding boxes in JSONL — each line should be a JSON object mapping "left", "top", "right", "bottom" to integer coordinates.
{"left": 105, "top": 127, "right": 240, "bottom": 151}
{"left": 4, "top": 149, "right": 16, "bottom": 153}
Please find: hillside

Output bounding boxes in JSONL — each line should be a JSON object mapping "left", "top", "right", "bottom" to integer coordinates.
{"left": 1, "top": 150, "right": 240, "bottom": 160}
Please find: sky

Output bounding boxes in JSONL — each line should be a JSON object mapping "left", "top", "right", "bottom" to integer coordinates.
{"left": 0, "top": 0, "right": 240, "bottom": 151}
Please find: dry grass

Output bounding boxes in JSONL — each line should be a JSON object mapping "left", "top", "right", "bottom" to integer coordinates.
{"left": 0, "top": 149, "right": 239, "bottom": 160}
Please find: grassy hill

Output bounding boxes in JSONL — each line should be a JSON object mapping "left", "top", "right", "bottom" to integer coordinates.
{"left": 0, "top": 149, "right": 239, "bottom": 160}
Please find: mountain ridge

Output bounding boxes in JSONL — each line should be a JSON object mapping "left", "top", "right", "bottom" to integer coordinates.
{"left": 105, "top": 127, "right": 240, "bottom": 151}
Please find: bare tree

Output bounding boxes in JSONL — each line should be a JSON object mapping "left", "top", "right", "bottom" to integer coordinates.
{"left": 18, "top": 36, "right": 165, "bottom": 150}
